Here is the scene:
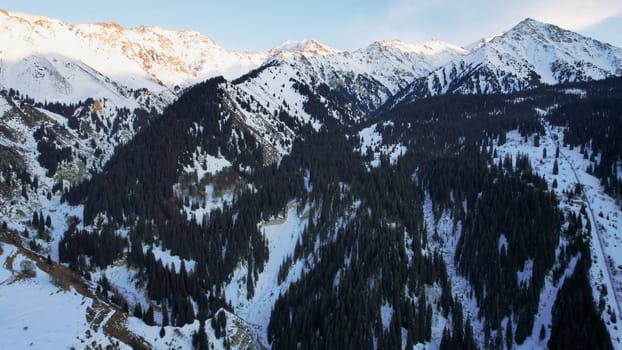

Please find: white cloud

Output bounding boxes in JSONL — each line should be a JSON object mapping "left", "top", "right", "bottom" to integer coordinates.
{"left": 339, "top": 0, "right": 622, "bottom": 49}
{"left": 525, "top": 0, "right": 622, "bottom": 29}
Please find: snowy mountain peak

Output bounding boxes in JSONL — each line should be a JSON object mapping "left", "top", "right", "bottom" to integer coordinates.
{"left": 517, "top": 17, "right": 542, "bottom": 26}
{"left": 389, "top": 18, "right": 622, "bottom": 105}
{"left": 511, "top": 17, "right": 560, "bottom": 33}
{"left": 417, "top": 38, "right": 467, "bottom": 53}
{"left": 504, "top": 17, "right": 581, "bottom": 43}
{"left": 369, "top": 38, "right": 467, "bottom": 56}
{"left": 498, "top": 17, "right": 622, "bottom": 55}
{"left": 463, "top": 35, "right": 501, "bottom": 52}
{"left": 372, "top": 39, "right": 416, "bottom": 51}
{"left": 270, "top": 39, "right": 338, "bottom": 57}
{"left": 298, "top": 39, "right": 337, "bottom": 55}
{"left": 488, "top": 18, "right": 622, "bottom": 81}
{"left": 0, "top": 8, "right": 50, "bottom": 22}
{"left": 0, "top": 8, "right": 268, "bottom": 104}
{"left": 94, "top": 21, "right": 125, "bottom": 31}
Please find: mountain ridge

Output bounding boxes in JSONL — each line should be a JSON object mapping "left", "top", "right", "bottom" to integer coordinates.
{"left": 0, "top": 8, "right": 467, "bottom": 106}
{"left": 1, "top": 9, "right": 622, "bottom": 350}
{"left": 385, "top": 18, "right": 622, "bottom": 109}
{"left": 6, "top": 9, "right": 619, "bottom": 130}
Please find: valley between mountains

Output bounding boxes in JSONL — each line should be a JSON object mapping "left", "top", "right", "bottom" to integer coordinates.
{"left": 0, "top": 8, "right": 621, "bottom": 350}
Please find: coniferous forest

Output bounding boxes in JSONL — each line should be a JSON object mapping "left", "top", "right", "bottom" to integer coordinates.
{"left": 54, "top": 77, "right": 622, "bottom": 349}
{"left": 2, "top": 11, "right": 622, "bottom": 350}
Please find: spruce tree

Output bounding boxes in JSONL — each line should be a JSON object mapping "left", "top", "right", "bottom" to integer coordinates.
{"left": 162, "top": 303, "right": 169, "bottom": 327}
{"left": 32, "top": 211, "right": 39, "bottom": 226}
{"left": 505, "top": 317, "right": 513, "bottom": 350}
{"left": 144, "top": 305, "right": 155, "bottom": 326}
{"left": 439, "top": 327, "right": 451, "bottom": 350}
{"left": 197, "top": 319, "right": 209, "bottom": 350}
{"left": 134, "top": 303, "right": 143, "bottom": 319}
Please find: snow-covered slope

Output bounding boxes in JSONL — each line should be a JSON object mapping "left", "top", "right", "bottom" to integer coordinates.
{"left": 391, "top": 18, "right": 622, "bottom": 105}
{"left": 0, "top": 235, "right": 250, "bottom": 350}
{"left": 490, "top": 121, "right": 622, "bottom": 349}
{"left": 232, "top": 38, "right": 466, "bottom": 126}
{"left": 269, "top": 38, "right": 466, "bottom": 94}
{"left": 0, "top": 9, "right": 267, "bottom": 104}
{"left": 0, "top": 242, "right": 125, "bottom": 350}
{"left": 0, "top": 8, "right": 468, "bottom": 149}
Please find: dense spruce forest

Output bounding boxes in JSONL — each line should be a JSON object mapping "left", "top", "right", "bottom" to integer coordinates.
{"left": 547, "top": 98, "right": 622, "bottom": 199}
{"left": 58, "top": 77, "right": 621, "bottom": 348}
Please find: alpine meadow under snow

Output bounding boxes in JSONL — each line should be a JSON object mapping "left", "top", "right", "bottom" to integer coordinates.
{"left": 1, "top": 7, "right": 621, "bottom": 350}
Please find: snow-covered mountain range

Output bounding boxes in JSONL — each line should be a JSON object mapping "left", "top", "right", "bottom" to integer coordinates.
{"left": 0, "top": 8, "right": 472, "bottom": 148}
{"left": 0, "top": 9, "right": 267, "bottom": 104}
{"left": 0, "top": 9, "right": 470, "bottom": 164}
{"left": 220, "top": 37, "right": 467, "bottom": 159}
{"left": 1, "top": 8, "right": 622, "bottom": 350}
{"left": 3, "top": 9, "right": 621, "bottom": 139}
{"left": 231, "top": 38, "right": 466, "bottom": 126}
{"left": 389, "top": 18, "right": 622, "bottom": 106}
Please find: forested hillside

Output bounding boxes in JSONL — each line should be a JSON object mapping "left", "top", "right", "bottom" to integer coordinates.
{"left": 1, "top": 9, "right": 621, "bottom": 349}
{"left": 44, "top": 78, "right": 619, "bottom": 348}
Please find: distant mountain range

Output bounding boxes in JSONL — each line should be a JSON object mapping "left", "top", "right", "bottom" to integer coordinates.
{"left": 387, "top": 18, "right": 622, "bottom": 108}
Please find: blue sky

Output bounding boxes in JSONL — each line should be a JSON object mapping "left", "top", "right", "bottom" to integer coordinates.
{"left": 1, "top": 0, "right": 621, "bottom": 51}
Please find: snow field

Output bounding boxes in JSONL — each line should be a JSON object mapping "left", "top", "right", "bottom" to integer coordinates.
{"left": 0, "top": 243, "right": 123, "bottom": 350}
{"left": 224, "top": 202, "right": 308, "bottom": 347}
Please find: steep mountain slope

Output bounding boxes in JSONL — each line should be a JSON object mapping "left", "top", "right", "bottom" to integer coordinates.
{"left": 390, "top": 18, "right": 622, "bottom": 106}
{"left": 0, "top": 8, "right": 267, "bottom": 103}
{"left": 352, "top": 79, "right": 622, "bottom": 349}
{"left": 0, "top": 8, "right": 468, "bottom": 166}
{"left": 1, "top": 9, "right": 622, "bottom": 350}
{"left": 183, "top": 39, "right": 467, "bottom": 162}
{"left": 230, "top": 38, "right": 466, "bottom": 127}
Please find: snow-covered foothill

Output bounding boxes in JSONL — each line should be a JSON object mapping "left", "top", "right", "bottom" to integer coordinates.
{"left": 0, "top": 244, "right": 125, "bottom": 350}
